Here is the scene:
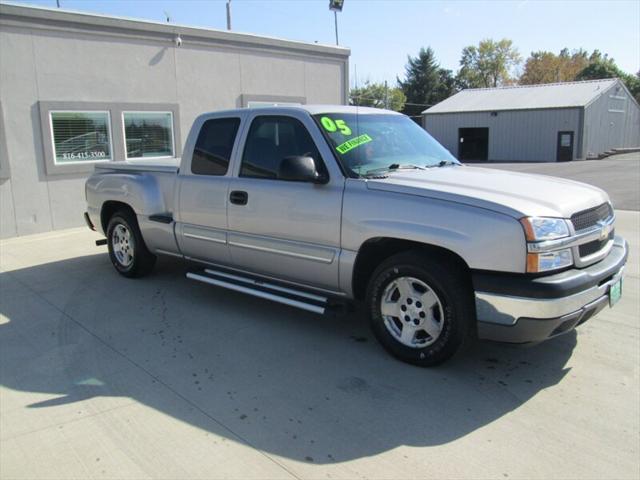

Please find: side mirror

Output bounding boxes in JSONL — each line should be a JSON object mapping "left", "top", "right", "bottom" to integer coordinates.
{"left": 279, "top": 156, "right": 328, "bottom": 184}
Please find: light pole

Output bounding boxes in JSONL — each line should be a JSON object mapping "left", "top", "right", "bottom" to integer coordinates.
{"left": 329, "top": 0, "right": 344, "bottom": 46}
{"left": 226, "top": 0, "right": 232, "bottom": 30}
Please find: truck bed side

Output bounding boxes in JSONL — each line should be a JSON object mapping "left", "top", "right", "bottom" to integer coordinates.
{"left": 86, "top": 162, "right": 180, "bottom": 255}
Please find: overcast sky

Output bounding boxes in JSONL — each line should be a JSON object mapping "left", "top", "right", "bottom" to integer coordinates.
{"left": 7, "top": 0, "right": 640, "bottom": 86}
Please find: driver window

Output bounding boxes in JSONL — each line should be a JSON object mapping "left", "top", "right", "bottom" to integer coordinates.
{"left": 240, "top": 116, "right": 321, "bottom": 179}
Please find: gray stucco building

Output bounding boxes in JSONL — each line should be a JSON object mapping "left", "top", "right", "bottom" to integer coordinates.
{"left": 422, "top": 79, "right": 640, "bottom": 163}
{"left": 0, "top": 3, "right": 349, "bottom": 238}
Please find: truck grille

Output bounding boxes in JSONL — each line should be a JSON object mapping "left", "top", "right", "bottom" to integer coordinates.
{"left": 570, "top": 203, "right": 613, "bottom": 231}
{"left": 578, "top": 229, "right": 615, "bottom": 257}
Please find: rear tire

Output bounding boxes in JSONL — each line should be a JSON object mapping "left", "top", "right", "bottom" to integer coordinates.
{"left": 106, "top": 210, "right": 156, "bottom": 278}
{"left": 365, "top": 251, "right": 473, "bottom": 366}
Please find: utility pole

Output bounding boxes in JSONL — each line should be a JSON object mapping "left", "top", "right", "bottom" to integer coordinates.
{"left": 56, "top": 0, "right": 60, "bottom": 7}
{"left": 226, "top": 0, "right": 232, "bottom": 31}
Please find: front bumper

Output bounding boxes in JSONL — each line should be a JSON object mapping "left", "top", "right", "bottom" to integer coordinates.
{"left": 473, "top": 235, "right": 628, "bottom": 343}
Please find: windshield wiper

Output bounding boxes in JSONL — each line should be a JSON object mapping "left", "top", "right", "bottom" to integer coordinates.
{"left": 433, "top": 160, "right": 458, "bottom": 167}
{"left": 363, "top": 164, "right": 427, "bottom": 176}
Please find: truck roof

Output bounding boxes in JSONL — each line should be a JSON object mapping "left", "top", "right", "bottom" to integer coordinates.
{"left": 200, "top": 105, "right": 403, "bottom": 117}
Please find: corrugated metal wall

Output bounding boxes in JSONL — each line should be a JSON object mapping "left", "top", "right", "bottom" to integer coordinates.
{"left": 583, "top": 81, "right": 640, "bottom": 157}
{"left": 423, "top": 108, "right": 582, "bottom": 162}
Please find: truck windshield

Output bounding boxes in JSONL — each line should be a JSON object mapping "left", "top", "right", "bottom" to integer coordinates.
{"left": 313, "top": 113, "right": 459, "bottom": 177}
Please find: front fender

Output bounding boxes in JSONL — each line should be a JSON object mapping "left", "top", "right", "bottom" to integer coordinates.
{"left": 341, "top": 181, "right": 527, "bottom": 274}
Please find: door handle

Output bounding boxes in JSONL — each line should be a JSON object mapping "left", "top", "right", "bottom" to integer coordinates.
{"left": 229, "top": 190, "right": 248, "bottom": 206}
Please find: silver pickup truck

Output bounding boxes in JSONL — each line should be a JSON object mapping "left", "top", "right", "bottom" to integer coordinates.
{"left": 85, "top": 105, "right": 628, "bottom": 366}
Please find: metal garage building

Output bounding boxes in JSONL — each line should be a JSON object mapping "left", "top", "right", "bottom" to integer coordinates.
{"left": 0, "top": 3, "right": 349, "bottom": 238}
{"left": 422, "top": 79, "right": 640, "bottom": 163}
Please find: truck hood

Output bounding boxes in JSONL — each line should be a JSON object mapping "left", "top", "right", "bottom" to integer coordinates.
{"left": 366, "top": 165, "right": 609, "bottom": 218}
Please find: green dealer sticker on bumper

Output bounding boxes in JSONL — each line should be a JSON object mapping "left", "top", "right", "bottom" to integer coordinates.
{"left": 336, "top": 134, "right": 372, "bottom": 154}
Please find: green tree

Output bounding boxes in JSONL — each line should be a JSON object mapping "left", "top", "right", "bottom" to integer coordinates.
{"left": 457, "top": 38, "right": 521, "bottom": 88}
{"left": 436, "top": 68, "right": 457, "bottom": 103}
{"left": 576, "top": 58, "right": 622, "bottom": 81}
{"left": 397, "top": 47, "right": 456, "bottom": 120}
{"left": 350, "top": 81, "right": 406, "bottom": 111}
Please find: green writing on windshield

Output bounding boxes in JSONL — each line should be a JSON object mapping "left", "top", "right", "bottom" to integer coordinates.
{"left": 336, "top": 134, "right": 372, "bottom": 154}
{"left": 320, "top": 116, "right": 352, "bottom": 136}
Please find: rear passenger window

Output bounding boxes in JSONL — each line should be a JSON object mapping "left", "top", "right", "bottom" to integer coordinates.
{"left": 240, "top": 116, "right": 321, "bottom": 179}
{"left": 191, "top": 118, "right": 240, "bottom": 175}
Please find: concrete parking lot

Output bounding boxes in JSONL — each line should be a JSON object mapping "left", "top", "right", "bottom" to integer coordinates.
{"left": 467, "top": 152, "right": 640, "bottom": 211}
{"left": 1, "top": 209, "right": 638, "bottom": 479}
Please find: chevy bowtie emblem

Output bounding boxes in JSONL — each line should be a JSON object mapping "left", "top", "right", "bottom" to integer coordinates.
{"left": 597, "top": 220, "right": 612, "bottom": 241}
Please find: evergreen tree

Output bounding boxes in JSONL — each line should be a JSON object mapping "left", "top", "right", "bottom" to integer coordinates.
{"left": 397, "top": 47, "right": 455, "bottom": 121}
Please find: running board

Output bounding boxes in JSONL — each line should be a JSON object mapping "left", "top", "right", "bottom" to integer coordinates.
{"left": 186, "top": 268, "right": 330, "bottom": 314}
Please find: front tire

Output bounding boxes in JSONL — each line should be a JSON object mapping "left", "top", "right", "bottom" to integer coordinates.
{"left": 106, "top": 210, "right": 156, "bottom": 278}
{"left": 366, "top": 251, "right": 473, "bottom": 366}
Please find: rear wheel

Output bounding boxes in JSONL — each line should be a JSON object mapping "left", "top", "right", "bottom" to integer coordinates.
{"left": 366, "top": 251, "right": 473, "bottom": 366}
{"left": 106, "top": 210, "right": 156, "bottom": 278}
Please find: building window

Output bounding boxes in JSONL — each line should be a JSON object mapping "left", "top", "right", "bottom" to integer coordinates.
{"left": 50, "top": 111, "right": 112, "bottom": 164}
{"left": 192, "top": 118, "right": 241, "bottom": 176}
{"left": 39, "top": 101, "right": 180, "bottom": 176}
{"left": 123, "top": 112, "right": 174, "bottom": 159}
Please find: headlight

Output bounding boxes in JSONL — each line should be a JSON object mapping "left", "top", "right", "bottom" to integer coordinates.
{"left": 520, "top": 217, "right": 570, "bottom": 241}
{"left": 526, "top": 249, "right": 573, "bottom": 273}
{"left": 521, "top": 217, "right": 573, "bottom": 272}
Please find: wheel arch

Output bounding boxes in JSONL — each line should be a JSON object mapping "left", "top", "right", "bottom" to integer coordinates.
{"left": 351, "top": 237, "right": 471, "bottom": 300}
{"left": 101, "top": 201, "right": 137, "bottom": 233}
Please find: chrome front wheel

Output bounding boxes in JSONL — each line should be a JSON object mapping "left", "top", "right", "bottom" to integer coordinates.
{"left": 366, "top": 251, "right": 473, "bottom": 366}
{"left": 380, "top": 276, "right": 444, "bottom": 348}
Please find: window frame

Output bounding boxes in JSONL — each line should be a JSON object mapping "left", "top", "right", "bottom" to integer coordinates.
{"left": 121, "top": 110, "right": 176, "bottom": 161}
{"left": 49, "top": 110, "right": 114, "bottom": 166}
{"left": 239, "top": 114, "right": 328, "bottom": 182}
{"left": 191, "top": 117, "right": 242, "bottom": 176}
{"left": 38, "top": 101, "right": 181, "bottom": 176}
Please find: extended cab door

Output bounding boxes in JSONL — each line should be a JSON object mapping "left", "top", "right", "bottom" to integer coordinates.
{"left": 175, "top": 113, "right": 244, "bottom": 264}
{"left": 226, "top": 111, "right": 344, "bottom": 291}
